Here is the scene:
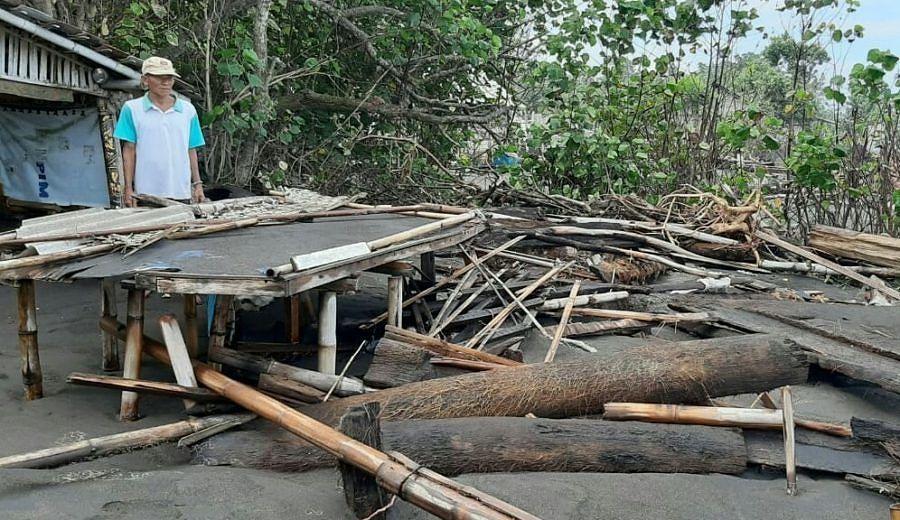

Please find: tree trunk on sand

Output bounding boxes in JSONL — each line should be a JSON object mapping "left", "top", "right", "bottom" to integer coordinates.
{"left": 304, "top": 334, "right": 807, "bottom": 426}
{"left": 194, "top": 417, "right": 747, "bottom": 476}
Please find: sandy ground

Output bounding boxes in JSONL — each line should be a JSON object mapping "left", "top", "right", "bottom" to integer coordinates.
{"left": 0, "top": 279, "right": 895, "bottom": 519}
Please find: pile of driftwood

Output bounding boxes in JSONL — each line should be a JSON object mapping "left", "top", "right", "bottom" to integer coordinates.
{"left": 2, "top": 193, "right": 900, "bottom": 518}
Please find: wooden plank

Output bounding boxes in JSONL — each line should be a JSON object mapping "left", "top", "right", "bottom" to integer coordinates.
{"left": 756, "top": 230, "right": 900, "bottom": 301}
{"left": 290, "top": 242, "right": 372, "bottom": 271}
{"left": 137, "top": 274, "right": 288, "bottom": 297}
{"left": 159, "top": 315, "right": 201, "bottom": 410}
{"left": 0, "top": 77, "right": 74, "bottom": 101}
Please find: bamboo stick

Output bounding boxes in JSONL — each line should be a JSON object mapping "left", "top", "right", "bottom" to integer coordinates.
{"left": 567, "top": 308, "right": 713, "bottom": 323}
{"left": 119, "top": 288, "right": 144, "bottom": 421}
{"left": 99, "top": 317, "right": 540, "bottom": 520}
{"left": 759, "top": 260, "right": 900, "bottom": 278}
{"left": 604, "top": 246, "right": 721, "bottom": 277}
{"left": 367, "top": 212, "right": 479, "bottom": 251}
{"left": 361, "top": 235, "right": 526, "bottom": 329}
{"left": 756, "top": 230, "right": 900, "bottom": 301}
{"left": 17, "top": 280, "right": 42, "bottom": 400}
{"left": 0, "top": 414, "right": 253, "bottom": 469}
{"left": 752, "top": 392, "right": 852, "bottom": 437}
{"left": 428, "top": 271, "right": 500, "bottom": 337}
{"left": 0, "top": 244, "right": 115, "bottom": 273}
{"left": 169, "top": 217, "right": 259, "bottom": 239}
{"left": 465, "top": 262, "right": 574, "bottom": 349}
{"left": 67, "top": 372, "right": 221, "bottom": 401}
{"left": 544, "top": 281, "right": 581, "bottom": 363}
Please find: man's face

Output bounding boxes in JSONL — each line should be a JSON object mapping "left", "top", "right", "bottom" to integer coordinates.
{"left": 144, "top": 74, "right": 175, "bottom": 97}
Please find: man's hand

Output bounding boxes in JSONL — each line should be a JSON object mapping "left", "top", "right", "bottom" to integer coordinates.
{"left": 192, "top": 183, "right": 205, "bottom": 203}
{"left": 123, "top": 187, "right": 135, "bottom": 207}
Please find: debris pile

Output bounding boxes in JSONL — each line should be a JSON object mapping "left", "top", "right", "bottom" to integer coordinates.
{"left": 1, "top": 191, "right": 899, "bottom": 517}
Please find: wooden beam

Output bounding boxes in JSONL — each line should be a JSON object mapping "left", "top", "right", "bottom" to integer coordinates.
{"left": 183, "top": 295, "right": 199, "bottom": 358}
{"left": 386, "top": 277, "right": 403, "bottom": 328}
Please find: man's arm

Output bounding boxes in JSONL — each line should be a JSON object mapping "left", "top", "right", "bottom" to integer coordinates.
{"left": 189, "top": 149, "right": 205, "bottom": 203}
{"left": 122, "top": 142, "right": 136, "bottom": 207}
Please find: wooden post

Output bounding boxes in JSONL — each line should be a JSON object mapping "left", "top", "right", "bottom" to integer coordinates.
{"left": 285, "top": 294, "right": 302, "bottom": 344}
{"left": 782, "top": 386, "right": 798, "bottom": 496}
{"left": 100, "top": 279, "right": 119, "bottom": 371}
{"left": 386, "top": 276, "right": 403, "bottom": 328}
{"left": 183, "top": 294, "right": 199, "bottom": 358}
{"left": 208, "top": 295, "right": 234, "bottom": 369}
{"left": 17, "top": 280, "right": 42, "bottom": 400}
{"left": 339, "top": 403, "right": 387, "bottom": 519}
{"left": 119, "top": 288, "right": 145, "bottom": 421}
{"left": 159, "top": 315, "right": 201, "bottom": 411}
{"left": 318, "top": 291, "right": 337, "bottom": 375}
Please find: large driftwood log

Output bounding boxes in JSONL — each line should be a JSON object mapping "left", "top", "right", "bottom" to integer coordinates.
{"left": 305, "top": 334, "right": 807, "bottom": 426}
{"left": 809, "top": 225, "right": 900, "bottom": 269}
{"left": 195, "top": 417, "right": 747, "bottom": 475}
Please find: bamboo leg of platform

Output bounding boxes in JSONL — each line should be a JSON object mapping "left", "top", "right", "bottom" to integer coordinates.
{"left": 119, "top": 288, "right": 145, "bottom": 421}
{"left": 318, "top": 291, "right": 337, "bottom": 375}
{"left": 286, "top": 294, "right": 302, "bottom": 344}
{"left": 183, "top": 295, "right": 199, "bottom": 358}
{"left": 387, "top": 276, "right": 403, "bottom": 328}
{"left": 100, "top": 279, "right": 120, "bottom": 371}
{"left": 17, "top": 280, "right": 42, "bottom": 400}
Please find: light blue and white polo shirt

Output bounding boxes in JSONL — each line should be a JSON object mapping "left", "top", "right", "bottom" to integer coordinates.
{"left": 113, "top": 94, "right": 205, "bottom": 199}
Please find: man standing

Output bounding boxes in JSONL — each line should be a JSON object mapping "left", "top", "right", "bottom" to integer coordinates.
{"left": 114, "top": 56, "right": 205, "bottom": 207}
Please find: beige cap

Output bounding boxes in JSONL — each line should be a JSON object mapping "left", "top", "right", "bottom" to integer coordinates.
{"left": 141, "top": 56, "right": 180, "bottom": 77}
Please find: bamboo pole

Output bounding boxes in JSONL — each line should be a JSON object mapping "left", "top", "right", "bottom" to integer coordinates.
{"left": 0, "top": 244, "right": 115, "bottom": 273}
{"left": 318, "top": 291, "right": 338, "bottom": 375}
{"left": 464, "top": 262, "right": 574, "bottom": 349}
{"left": 67, "top": 372, "right": 221, "bottom": 401}
{"left": 159, "top": 315, "right": 201, "bottom": 411}
{"left": 0, "top": 414, "right": 253, "bottom": 469}
{"left": 17, "top": 280, "right": 42, "bottom": 400}
{"left": 385, "top": 326, "right": 521, "bottom": 366}
{"left": 782, "top": 386, "right": 798, "bottom": 496}
{"left": 386, "top": 277, "right": 403, "bottom": 328}
{"left": 756, "top": 230, "right": 900, "bottom": 301}
{"left": 100, "top": 279, "right": 120, "bottom": 371}
{"left": 119, "top": 288, "right": 144, "bottom": 421}
{"left": 603, "top": 403, "right": 786, "bottom": 428}
{"left": 99, "top": 318, "right": 541, "bottom": 520}
{"left": 361, "top": 235, "right": 526, "bottom": 329}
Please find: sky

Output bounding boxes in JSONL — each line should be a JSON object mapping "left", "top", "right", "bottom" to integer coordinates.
{"left": 613, "top": 0, "right": 900, "bottom": 75}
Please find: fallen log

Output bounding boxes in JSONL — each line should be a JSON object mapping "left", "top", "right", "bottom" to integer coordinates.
{"left": 808, "top": 225, "right": 900, "bottom": 269}
{"left": 0, "top": 414, "right": 252, "bottom": 469}
{"left": 258, "top": 373, "right": 328, "bottom": 403}
{"left": 303, "top": 334, "right": 808, "bottom": 426}
{"left": 195, "top": 417, "right": 747, "bottom": 476}
{"left": 100, "top": 318, "right": 538, "bottom": 520}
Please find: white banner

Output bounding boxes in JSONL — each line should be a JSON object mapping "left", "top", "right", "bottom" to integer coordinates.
{"left": 0, "top": 106, "right": 110, "bottom": 207}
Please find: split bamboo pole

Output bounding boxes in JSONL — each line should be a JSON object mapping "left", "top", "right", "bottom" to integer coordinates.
{"left": 17, "top": 280, "right": 42, "bottom": 400}
{"left": 362, "top": 235, "right": 526, "bottom": 329}
{"left": 782, "top": 386, "right": 798, "bottom": 496}
{"left": 386, "top": 277, "right": 403, "bottom": 328}
{"left": 98, "top": 318, "right": 541, "bottom": 520}
{"left": 0, "top": 244, "right": 115, "bottom": 273}
{"left": 119, "top": 288, "right": 144, "bottom": 421}
{"left": 0, "top": 414, "right": 253, "bottom": 469}
{"left": 544, "top": 281, "right": 581, "bottom": 363}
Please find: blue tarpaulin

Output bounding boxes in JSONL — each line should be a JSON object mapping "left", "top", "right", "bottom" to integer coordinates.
{"left": 0, "top": 106, "right": 110, "bottom": 207}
